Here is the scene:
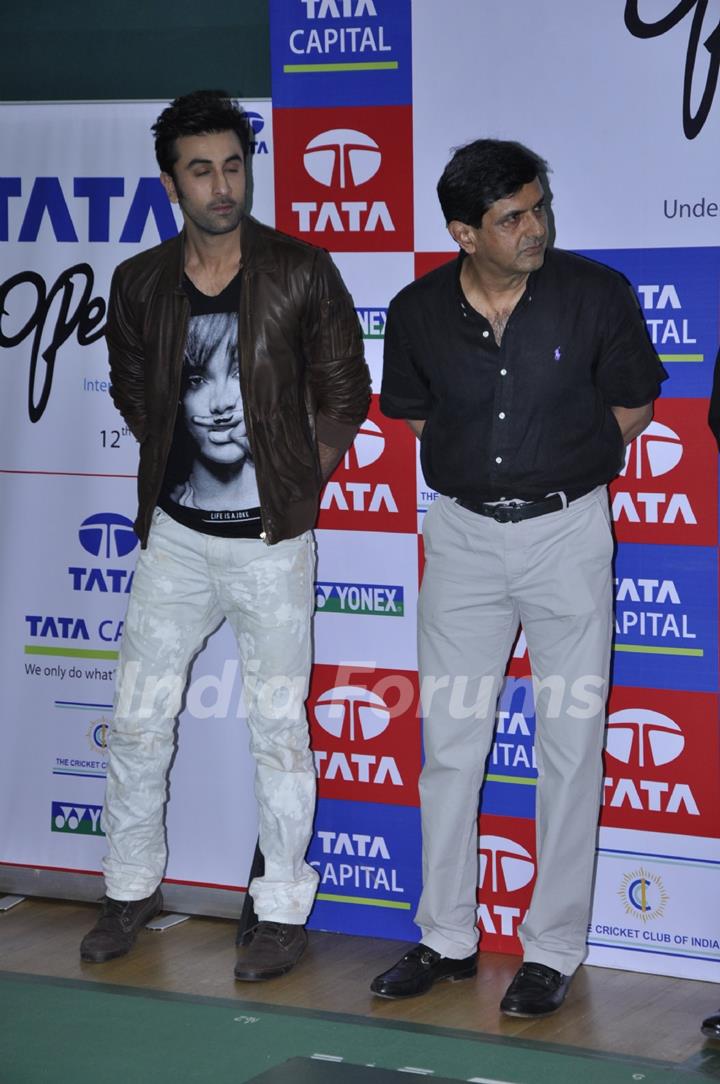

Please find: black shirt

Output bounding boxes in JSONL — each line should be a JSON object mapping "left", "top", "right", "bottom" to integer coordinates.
{"left": 158, "top": 272, "right": 263, "bottom": 538}
{"left": 380, "top": 248, "right": 666, "bottom": 502}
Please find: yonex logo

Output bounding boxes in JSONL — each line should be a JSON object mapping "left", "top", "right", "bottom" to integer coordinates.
{"left": 51, "top": 802, "right": 104, "bottom": 835}
{"left": 78, "top": 513, "right": 137, "bottom": 559}
{"left": 477, "top": 835, "right": 535, "bottom": 893}
{"left": 303, "top": 129, "right": 381, "bottom": 189}
{"left": 313, "top": 685, "right": 391, "bottom": 741}
{"left": 620, "top": 421, "right": 683, "bottom": 480}
{"left": 344, "top": 417, "right": 385, "bottom": 469}
{"left": 315, "top": 582, "right": 403, "bottom": 616}
{"left": 606, "top": 709, "right": 685, "bottom": 768}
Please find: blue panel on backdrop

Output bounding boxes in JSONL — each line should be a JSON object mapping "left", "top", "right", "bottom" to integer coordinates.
{"left": 613, "top": 542, "right": 718, "bottom": 691}
{"left": 574, "top": 246, "right": 720, "bottom": 398}
{"left": 480, "top": 678, "right": 537, "bottom": 821}
{"left": 307, "top": 797, "right": 421, "bottom": 940}
{"left": 270, "top": 0, "right": 412, "bottom": 108}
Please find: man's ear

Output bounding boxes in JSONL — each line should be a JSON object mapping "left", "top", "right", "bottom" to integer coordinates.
{"left": 448, "top": 219, "right": 478, "bottom": 254}
{"left": 160, "top": 171, "right": 179, "bottom": 205}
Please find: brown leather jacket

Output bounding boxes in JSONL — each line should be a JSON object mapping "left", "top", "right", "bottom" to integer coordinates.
{"left": 107, "top": 216, "right": 370, "bottom": 545}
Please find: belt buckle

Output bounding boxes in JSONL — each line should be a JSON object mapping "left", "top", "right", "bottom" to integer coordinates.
{"left": 489, "top": 501, "right": 524, "bottom": 524}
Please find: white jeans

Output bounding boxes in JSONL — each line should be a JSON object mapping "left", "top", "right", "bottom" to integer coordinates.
{"left": 416, "top": 489, "right": 614, "bottom": 974}
{"left": 102, "top": 508, "right": 319, "bottom": 923}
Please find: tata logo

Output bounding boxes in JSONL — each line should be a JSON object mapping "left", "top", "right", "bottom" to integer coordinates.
{"left": 71, "top": 512, "right": 137, "bottom": 594}
{"left": 243, "top": 110, "right": 269, "bottom": 156}
{"left": 301, "top": 0, "right": 379, "bottom": 17}
{"left": 478, "top": 835, "right": 535, "bottom": 894}
{"left": 51, "top": 802, "right": 104, "bottom": 835}
{"left": 0, "top": 177, "right": 177, "bottom": 243}
{"left": 613, "top": 422, "right": 695, "bottom": 526}
{"left": 603, "top": 709, "right": 698, "bottom": 816}
{"left": 304, "top": 129, "right": 381, "bottom": 188}
{"left": 245, "top": 111, "right": 265, "bottom": 135}
{"left": 312, "top": 685, "right": 402, "bottom": 786}
{"left": 292, "top": 127, "right": 395, "bottom": 233}
{"left": 620, "top": 421, "right": 683, "bottom": 479}
{"left": 316, "top": 830, "right": 390, "bottom": 858}
{"left": 313, "top": 685, "right": 390, "bottom": 739}
{"left": 476, "top": 834, "right": 534, "bottom": 939}
{"left": 79, "top": 513, "right": 137, "bottom": 559}
{"left": 606, "top": 708, "right": 685, "bottom": 767}
{"left": 346, "top": 418, "right": 385, "bottom": 469}
{"left": 321, "top": 418, "right": 397, "bottom": 514}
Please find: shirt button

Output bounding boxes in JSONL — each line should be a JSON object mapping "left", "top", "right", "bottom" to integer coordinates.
{"left": 498, "top": 412, "right": 506, "bottom": 420}
{"left": 500, "top": 368, "right": 507, "bottom": 376}
{"left": 482, "top": 330, "right": 490, "bottom": 338}
{"left": 495, "top": 456, "right": 503, "bottom": 464}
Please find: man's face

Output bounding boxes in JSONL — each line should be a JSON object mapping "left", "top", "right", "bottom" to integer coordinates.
{"left": 453, "top": 178, "right": 548, "bottom": 278}
{"left": 161, "top": 130, "right": 246, "bottom": 236}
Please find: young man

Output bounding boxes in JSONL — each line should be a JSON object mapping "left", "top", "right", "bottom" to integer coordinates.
{"left": 372, "top": 139, "right": 665, "bottom": 1015}
{"left": 80, "top": 90, "right": 370, "bottom": 979}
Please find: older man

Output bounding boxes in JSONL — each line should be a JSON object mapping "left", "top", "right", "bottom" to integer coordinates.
{"left": 372, "top": 139, "right": 664, "bottom": 1016}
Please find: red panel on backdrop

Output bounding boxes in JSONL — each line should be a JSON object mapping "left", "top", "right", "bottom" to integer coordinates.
{"left": 273, "top": 105, "right": 414, "bottom": 251}
{"left": 601, "top": 687, "right": 720, "bottom": 837}
{"left": 610, "top": 398, "right": 718, "bottom": 546}
{"left": 318, "top": 395, "right": 417, "bottom": 533}
{"left": 308, "top": 663, "right": 421, "bottom": 807}
{"left": 414, "top": 251, "right": 455, "bottom": 279}
{"left": 476, "top": 813, "right": 536, "bottom": 956}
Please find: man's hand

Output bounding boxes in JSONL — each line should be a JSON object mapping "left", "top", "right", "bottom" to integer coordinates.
{"left": 318, "top": 441, "right": 343, "bottom": 482}
{"left": 612, "top": 402, "right": 653, "bottom": 445}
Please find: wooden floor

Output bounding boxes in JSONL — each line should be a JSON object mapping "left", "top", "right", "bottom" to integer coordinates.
{"left": 1, "top": 896, "right": 718, "bottom": 1070}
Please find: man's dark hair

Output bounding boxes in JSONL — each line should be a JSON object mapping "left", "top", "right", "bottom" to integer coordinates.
{"left": 152, "top": 90, "right": 251, "bottom": 176}
{"left": 437, "top": 139, "right": 548, "bottom": 227}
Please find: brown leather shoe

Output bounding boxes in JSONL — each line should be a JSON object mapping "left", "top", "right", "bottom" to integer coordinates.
{"left": 80, "top": 888, "right": 163, "bottom": 962}
{"left": 234, "top": 921, "right": 308, "bottom": 981}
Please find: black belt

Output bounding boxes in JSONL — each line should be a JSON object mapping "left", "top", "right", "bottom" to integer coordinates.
{"left": 455, "top": 491, "right": 584, "bottom": 524}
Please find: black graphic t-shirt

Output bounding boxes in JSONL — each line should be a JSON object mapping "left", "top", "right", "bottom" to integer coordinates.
{"left": 158, "top": 272, "right": 262, "bottom": 538}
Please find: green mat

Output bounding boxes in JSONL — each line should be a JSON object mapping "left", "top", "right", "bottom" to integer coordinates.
{"left": 0, "top": 972, "right": 717, "bottom": 1083}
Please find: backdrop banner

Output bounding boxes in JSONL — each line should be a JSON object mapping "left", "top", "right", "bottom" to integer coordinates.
{"left": 0, "top": 100, "right": 274, "bottom": 904}
{"left": 2, "top": 0, "right": 720, "bottom": 982}
{"left": 270, "top": 0, "right": 720, "bottom": 981}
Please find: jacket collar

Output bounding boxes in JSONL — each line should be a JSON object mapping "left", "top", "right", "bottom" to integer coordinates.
{"left": 156, "top": 215, "right": 275, "bottom": 295}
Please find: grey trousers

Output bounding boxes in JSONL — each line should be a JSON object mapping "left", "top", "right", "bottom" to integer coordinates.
{"left": 416, "top": 489, "right": 614, "bottom": 975}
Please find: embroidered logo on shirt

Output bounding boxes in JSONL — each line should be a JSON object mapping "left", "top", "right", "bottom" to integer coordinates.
{"left": 554, "top": 347, "right": 563, "bottom": 361}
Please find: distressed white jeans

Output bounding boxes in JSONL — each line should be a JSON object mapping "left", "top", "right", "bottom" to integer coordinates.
{"left": 102, "top": 508, "right": 319, "bottom": 923}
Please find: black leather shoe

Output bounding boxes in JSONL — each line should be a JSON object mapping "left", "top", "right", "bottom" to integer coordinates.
{"left": 370, "top": 943, "right": 477, "bottom": 999}
{"left": 80, "top": 888, "right": 163, "bottom": 962}
{"left": 701, "top": 1010, "right": 720, "bottom": 1038}
{"left": 234, "top": 922, "right": 308, "bottom": 981}
{"left": 500, "top": 962, "right": 571, "bottom": 1017}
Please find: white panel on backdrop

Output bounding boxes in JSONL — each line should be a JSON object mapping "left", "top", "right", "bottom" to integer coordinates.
{"left": 0, "top": 471, "right": 258, "bottom": 889}
{"left": 411, "top": 1, "right": 720, "bottom": 251}
{"left": 0, "top": 101, "right": 275, "bottom": 475}
{"left": 0, "top": 102, "right": 272, "bottom": 895}
{"left": 314, "top": 528, "right": 418, "bottom": 671}
{"left": 588, "top": 827, "right": 720, "bottom": 981}
{"left": 331, "top": 252, "right": 415, "bottom": 391}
